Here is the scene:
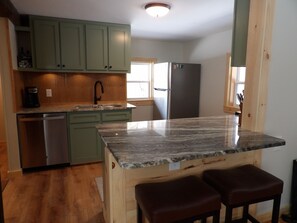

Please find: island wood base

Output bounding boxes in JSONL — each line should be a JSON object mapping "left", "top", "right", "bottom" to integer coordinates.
{"left": 102, "top": 148, "right": 261, "bottom": 223}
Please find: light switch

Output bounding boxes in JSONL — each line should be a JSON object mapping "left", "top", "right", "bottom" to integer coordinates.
{"left": 46, "top": 89, "right": 52, "bottom": 97}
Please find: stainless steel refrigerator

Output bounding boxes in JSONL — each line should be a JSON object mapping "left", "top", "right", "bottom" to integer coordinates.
{"left": 153, "top": 62, "right": 201, "bottom": 120}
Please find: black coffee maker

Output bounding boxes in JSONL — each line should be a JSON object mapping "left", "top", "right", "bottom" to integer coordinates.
{"left": 23, "top": 87, "right": 40, "bottom": 108}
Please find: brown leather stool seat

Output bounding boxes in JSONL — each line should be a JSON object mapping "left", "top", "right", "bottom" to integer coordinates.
{"left": 203, "top": 164, "right": 283, "bottom": 223}
{"left": 135, "top": 175, "right": 221, "bottom": 223}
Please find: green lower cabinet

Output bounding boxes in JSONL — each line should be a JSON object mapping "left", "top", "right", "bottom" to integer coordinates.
{"left": 69, "top": 122, "right": 102, "bottom": 164}
{"left": 68, "top": 109, "right": 132, "bottom": 165}
{"left": 101, "top": 110, "right": 132, "bottom": 123}
{"left": 68, "top": 112, "right": 102, "bottom": 164}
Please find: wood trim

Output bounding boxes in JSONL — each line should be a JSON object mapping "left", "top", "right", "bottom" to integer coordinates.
{"left": 131, "top": 57, "right": 157, "bottom": 63}
{"left": 224, "top": 105, "right": 240, "bottom": 114}
{"left": 7, "top": 169, "right": 22, "bottom": 178}
{"left": 128, "top": 99, "right": 153, "bottom": 106}
{"left": 242, "top": 0, "right": 275, "bottom": 132}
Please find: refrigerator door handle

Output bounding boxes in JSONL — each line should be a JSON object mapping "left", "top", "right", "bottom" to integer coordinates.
{"left": 154, "top": 88, "right": 167, "bottom": 91}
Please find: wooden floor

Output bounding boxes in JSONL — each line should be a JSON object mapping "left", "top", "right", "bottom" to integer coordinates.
{"left": 0, "top": 143, "right": 8, "bottom": 191}
{"left": 2, "top": 163, "right": 104, "bottom": 223}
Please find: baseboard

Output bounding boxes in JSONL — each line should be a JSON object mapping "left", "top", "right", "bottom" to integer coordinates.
{"left": 256, "top": 205, "right": 289, "bottom": 222}
{"left": 7, "top": 169, "right": 23, "bottom": 178}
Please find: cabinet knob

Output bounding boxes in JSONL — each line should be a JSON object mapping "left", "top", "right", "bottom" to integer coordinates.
{"left": 57, "top": 64, "right": 60, "bottom": 67}
{"left": 104, "top": 65, "right": 108, "bottom": 69}
{"left": 62, "top": 64, "right": 65, "bottom": 68}
{"left": 109, "top": 65, "right": 112, "bottom": 69}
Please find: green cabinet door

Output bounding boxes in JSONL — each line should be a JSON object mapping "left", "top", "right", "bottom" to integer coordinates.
{"left": 60, "top": 22, "right": 85, "bottom": 70}
{"left": 68, "top": 112, "right": 102, "bottom": 164}
{"left": 32, "top": 19, "right": 60, "bottom": 70}
{"left": 108, "top": 25, "right": 131, "bottom": 72}
{"left": 231, "top": 0, "right": 250, "bottom": 67}
{"left": 69, "top": 122, "right": 102, "bottom": 164}
{"left": 86, "top": 24, "right": 108, "bottom": 71}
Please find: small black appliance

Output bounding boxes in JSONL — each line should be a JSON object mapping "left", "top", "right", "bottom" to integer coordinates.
{"left": 23, "top": 87, "right": 40, "bottom": 108}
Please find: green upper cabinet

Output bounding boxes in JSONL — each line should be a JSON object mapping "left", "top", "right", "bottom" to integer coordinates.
{"left": 85, "top": 24, "right": 131, "bottom": 72}
{"left": 32, "top": 19, "right": 60, "bottom": 70}
{"left": 231, "top": 0, "right": 250, "bottom": 67}
{"left": 32, "top": 17, "right": 85, "bottom": 70}
{"left": 60, "top": 22, "right": 85, "bottom": 70}
{"left": 108, "top": 25, "right": 131, "bottom": 72}
{"left": 85, "top": 24, "right": 108, "bottom": 71}
{"left": 29, "top": 16, "right": 130, "bottom": 72}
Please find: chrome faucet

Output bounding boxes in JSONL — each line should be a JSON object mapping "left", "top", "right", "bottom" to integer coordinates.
{"left": 94, "top": 80, "right": 104, "bottom": 104}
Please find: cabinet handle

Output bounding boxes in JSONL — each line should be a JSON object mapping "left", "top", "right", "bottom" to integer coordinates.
{"left": 62, "top": 64, "right": 65, "bottom": 68}
{"left": 112, "top": 162, "right": 115, "bottom": 169}
{"left": 109, "top": 65, "right": 112, "bottom": 69}
{"left": 104, "top": 65, "right": 108, "bottom": 69}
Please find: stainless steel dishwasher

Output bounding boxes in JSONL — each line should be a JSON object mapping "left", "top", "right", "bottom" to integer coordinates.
{"left": 17, "top": 113, "right": 69, "bottom": 169}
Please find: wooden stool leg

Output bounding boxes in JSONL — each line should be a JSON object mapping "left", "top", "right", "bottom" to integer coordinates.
{"left": 201, "top": 218, "right": 207, "bottom": 223}
{"left": 213, "top": 210, "right": 220, "bottom": 223}
{"left": 225, "top": 206, "right": 233, "bottom": 223}
{"left": 271, "top": 195, "right": 281, "bottom": 223}
{"left": 242, "top": 205, "right": 249, "bottom": 223}
{"left": 137, "top": 203, "right": 143, "bottom": 223}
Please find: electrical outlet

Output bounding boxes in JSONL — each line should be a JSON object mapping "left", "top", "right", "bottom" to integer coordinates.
{"left": 169, "top": 162, "right": 180, "bottom": 171}
{"left": 46, "top": 89, "right": 52, "bottom": 97}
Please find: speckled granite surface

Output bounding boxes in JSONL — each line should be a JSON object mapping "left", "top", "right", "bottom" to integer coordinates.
{"left": 17, "top": 102, "right": 135, "bottom": 114}
{"left": 97, "top": 116, "right": 285, "bottom": 169}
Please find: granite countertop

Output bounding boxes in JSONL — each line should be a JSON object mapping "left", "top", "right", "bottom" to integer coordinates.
{"left": 97, "top": 115, "right": 285, "bottom": 169}
{"left": 17, "top": 102, "right": 136, "bottom": 114}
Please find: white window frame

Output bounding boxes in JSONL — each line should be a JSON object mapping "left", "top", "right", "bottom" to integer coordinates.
{"left": 224, "top": 53, "right": 246, "bottom": 113}
{"left": 127, "top": 58, "right": 156, "bottom": 101}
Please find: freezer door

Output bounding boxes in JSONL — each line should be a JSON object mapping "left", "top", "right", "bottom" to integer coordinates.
{"left": 153, "top": 62, "right": 169, "bottom": 89}
{"left": 169, "top": 63, "right": 201, "bottom": 119}
{"left": 153, "top": 88, "right": 169, "bottom": 120}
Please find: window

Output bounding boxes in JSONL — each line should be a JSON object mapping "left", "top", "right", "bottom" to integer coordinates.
{"left": 224, "top": 53, "right": 246, "bottom": 113}
{"left": 127, "top": 58, "right": 155, "bottom": 100}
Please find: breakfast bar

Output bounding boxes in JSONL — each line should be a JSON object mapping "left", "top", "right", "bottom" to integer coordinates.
{"left": 97, "top": 116, "right": 285, "bottom": 223}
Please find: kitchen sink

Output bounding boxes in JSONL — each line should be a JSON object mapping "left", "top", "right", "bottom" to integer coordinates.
{"left": 72, "top": 104, "right": 125, "bottom": 111}
{"left": 72, "top": 104, "right": 103, "bottom": 111}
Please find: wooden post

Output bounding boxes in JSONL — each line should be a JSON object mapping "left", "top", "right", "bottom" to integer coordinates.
{"left": 242, "top": 0, "right": 275, "bottom": 132}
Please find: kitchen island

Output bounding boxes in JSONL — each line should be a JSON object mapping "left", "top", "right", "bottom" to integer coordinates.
{"left": 97, "top": 116, "right": 285, "bottom": 223}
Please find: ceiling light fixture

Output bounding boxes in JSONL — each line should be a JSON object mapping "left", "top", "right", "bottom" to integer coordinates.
{"left": 145, "top": 3, "right": 171, "bottom": 18}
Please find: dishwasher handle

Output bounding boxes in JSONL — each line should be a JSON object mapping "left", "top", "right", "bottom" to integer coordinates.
{"left": 18, "top": 116, "right": 65, "bottom": 122}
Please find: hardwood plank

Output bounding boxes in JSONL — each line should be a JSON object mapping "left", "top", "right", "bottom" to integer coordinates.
{"left": 0, "top": 143, "right": 8, "bottom": 191}
{"left": 2, "top": 163, "right": 104, "bottom": 223}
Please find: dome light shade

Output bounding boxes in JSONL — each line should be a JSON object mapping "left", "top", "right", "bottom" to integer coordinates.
{"left": 145, "top": 3, "right": 171, "bottom": 18}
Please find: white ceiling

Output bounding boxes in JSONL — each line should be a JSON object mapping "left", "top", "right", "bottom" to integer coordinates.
{"left": 11, "top": 0, "right": 235, "bottom": 41}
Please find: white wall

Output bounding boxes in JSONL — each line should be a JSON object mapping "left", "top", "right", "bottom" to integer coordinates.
{"left": 131, "top": 38, "right": 184, "bottom": 62}
{"left": 131, "top": 105, "right": 153, "bottom": 121}
{"left": 258, "top": 0, "right": 297, "bottom": 214}
{"left": 183, "top": 30, "right": 232, "bottom": 116}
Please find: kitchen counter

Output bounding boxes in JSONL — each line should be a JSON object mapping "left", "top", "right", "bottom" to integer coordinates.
{"left": 16, "top": 102, "right": 136, "bottom": 114}
{"left": 99, "top": 115, "right": 285, "bottom": 223}
{"left": 98, "top": 115, "right": 285, "bottom": 169}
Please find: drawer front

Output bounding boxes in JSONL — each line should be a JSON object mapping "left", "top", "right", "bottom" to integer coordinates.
{"left": 102, "top": 110, "right": 131, "bottom": 122}
{"left": 69, "top": 112, "right": 101, "bottom": 124}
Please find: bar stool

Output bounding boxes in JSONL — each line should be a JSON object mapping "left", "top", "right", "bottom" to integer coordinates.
{"left": 135, "top": 175, "right": 221, "bottom": 223}
{"left": 203, "top": 164, "right": 283, "bottom": 223}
